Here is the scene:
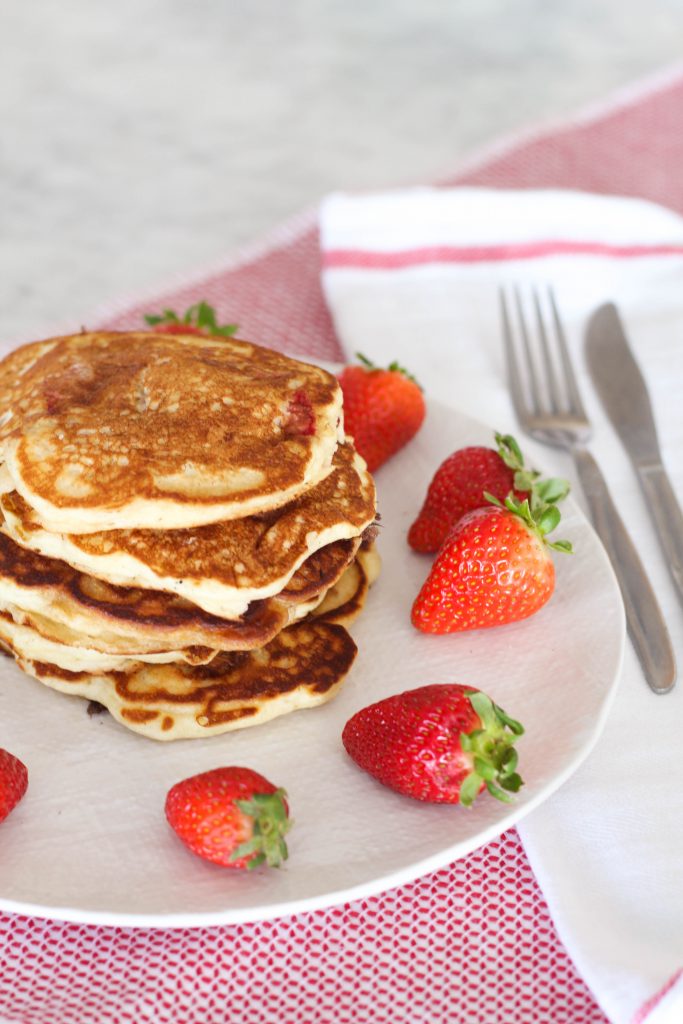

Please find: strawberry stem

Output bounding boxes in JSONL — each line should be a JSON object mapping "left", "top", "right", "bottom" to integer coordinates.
{"left": 354, "top": 352, "right": 421, "bottom": 388}
{"left": 484, "top": 490, "right": 573, "bottom": 554}
{"left": 458, "top": 692, "right": 525, "bottom": 808}
{"left": 145, "top": 301, "right": 238, "bottom": 337}
{"left": 231, "top": 789, "right": 291, "bottom": 869}
{"left": 493, "top": 431, "right": 571, "bottom": 513}
{"left": 495, "top": 431, "right": 538, "bottom": 493}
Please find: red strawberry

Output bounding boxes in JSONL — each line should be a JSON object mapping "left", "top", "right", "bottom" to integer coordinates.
{"left": 408, "top": 433, "right": 540, "bottom": 554}
{"left": 0, "top": 749, "right": 28, "bottom": 823}
{"left": 165, "top": 766, "right": 290, "bottom": 870}
{"left": 342, "top": 684, "right": 524, "bottom": 806}
{"left": 338, "top": 354, "right": 426, "bottom": 472}
{"left": 411, "top": 495, "right": 572, "bottom": 634}
{"left": 145, "top": 301, "right": 238, "bottom": 338}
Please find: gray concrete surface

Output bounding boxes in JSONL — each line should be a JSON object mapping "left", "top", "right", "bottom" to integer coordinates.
{"left": 3, "top": 0, "right": 683, "bottom": 340}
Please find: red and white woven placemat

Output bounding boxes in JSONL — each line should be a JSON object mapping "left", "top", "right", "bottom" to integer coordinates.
{"left": 3, "top": 65, "right": 683, "bottom": 1024}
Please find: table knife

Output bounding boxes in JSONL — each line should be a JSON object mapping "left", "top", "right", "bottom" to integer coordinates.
{"left": 585, "top": 302, "right": 683, "bottom": 609}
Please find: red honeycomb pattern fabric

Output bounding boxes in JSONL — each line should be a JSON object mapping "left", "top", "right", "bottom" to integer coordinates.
{"left": 0, "top": 832, "right": 606, "bottom": 1024}
{"left": 4, "top": 66, "right": 683, "bottom": 1024}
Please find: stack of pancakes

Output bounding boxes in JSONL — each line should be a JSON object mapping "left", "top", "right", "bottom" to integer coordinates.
{"left": 0, "top": 330, "right": 378, "bottom": 740}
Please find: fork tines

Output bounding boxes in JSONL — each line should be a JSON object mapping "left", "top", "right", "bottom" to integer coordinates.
{"left": 499, "top": 285, "right": 591, "bottom": 444}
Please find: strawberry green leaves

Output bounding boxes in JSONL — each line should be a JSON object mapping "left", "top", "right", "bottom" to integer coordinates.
{"left": 494, "top": 431, "right": 539, "bottom": 494}
{"left": 494, "top": 431, "right": 571, "bottom": 515}
{"left": 232, "top": 789, "right": 291, "bottom": 870}
{"left": 355, "top": 351, "right": 421, "bottom": 387}
{"left": 458, "top": 691, "right": 524, "bottom": 807}
{"left": 484, "top": 491, "right": 573, "bottom": 554}
{"left": 145, "top": 301, "right": 238, "bottom": 337}
{"left": 486, "top": 430, "right": 573, "bottom": 554}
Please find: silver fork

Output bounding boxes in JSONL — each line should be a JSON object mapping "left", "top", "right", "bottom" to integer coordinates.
{"left": 500, "top": 285, "right": 676, "bottom": 695}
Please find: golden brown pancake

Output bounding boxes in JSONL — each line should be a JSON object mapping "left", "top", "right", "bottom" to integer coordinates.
{"left": 0, "top": 544, "right": 376, "bottom": 674}
{"left": 0, "top": 331, "right": 344, "bottom": 532}
{"left": 0, "top": 528, "right": 291, "bottom": 655}
{"left": 312, "top": 545, "right": 381, "bottom": 626}
{"left": 14, "top": 619, "right": 358, "bottom": 741}
{"left": 0, "top": 609, "right": 213, "bottom": 671}
{"left": 0, "top": 442, "right": 375, "bottom": 617}
{"left": 277, "top": 537, "right": 359, "bottom": 604}
{"left": 0, "top": 541, "right": 363, "bottom": 661}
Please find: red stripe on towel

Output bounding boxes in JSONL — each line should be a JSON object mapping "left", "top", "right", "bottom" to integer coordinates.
{"left": 633, "top": 968, "right": 683, "bottom": 1023}
{"left": 323, "top": 240, "right": 683, "bottom": 269}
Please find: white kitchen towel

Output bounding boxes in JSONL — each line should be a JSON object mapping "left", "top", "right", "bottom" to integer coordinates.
{"left": 320, "top": 187, "right": 683, "bottom": 1024}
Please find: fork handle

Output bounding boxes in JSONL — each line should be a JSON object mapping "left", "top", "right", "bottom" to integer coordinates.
{"left": 572, "top": 447, "right": 676, "bottom": 695}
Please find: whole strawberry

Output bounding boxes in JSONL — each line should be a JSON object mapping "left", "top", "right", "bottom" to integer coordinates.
{"left": 165, "top": 766, "right": 290, "bottom": 869}
{"left": 145, "top": 301, "right": 238, "bottom": 337}
{"left": 0, "top": 749, "right": 28, "bottom": 823}
{"left": 338, "top": 354, "right": 425, "bottom": 472}
{"left": 411, "top": 495, "right": 572, "bottom": 634}
{"left": 342, "top": 684, "right": 524, "bottom": 805}
{"left": 408, "top": 433, "right": 541, "bottom": 554}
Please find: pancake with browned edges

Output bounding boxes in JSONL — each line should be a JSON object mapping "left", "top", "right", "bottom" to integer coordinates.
{"left": 0, "top": 442, "right": 375, "bottom": 617}
{"left": 11, "top": 619, "right": 358, "bottom": 741}
{"left": 313, "top": 545, "right": 381, "bottom": 625}
{"left": 0, "top": 526, "right": 365, "bottom": 657}
{"left": 0, "top": 331, "right": 343, "bottom": 533}
{"left": 0, "top": 543, "right": 376, "bottom": 671}
{"left": 0, "top": 525, "right": 292, "bottom": 656}
{"left": 0, "top": 610, "right": 211, "bottom": 671}
{"left": 0, "top": 546, "right": 378, "bottom": 740}
{"left": 0, "top": 328, "right": 380, "bottom": 742}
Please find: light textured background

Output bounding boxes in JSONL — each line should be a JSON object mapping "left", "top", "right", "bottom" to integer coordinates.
{"left": 3, "top": 0, "right": 683, "bottom": 340}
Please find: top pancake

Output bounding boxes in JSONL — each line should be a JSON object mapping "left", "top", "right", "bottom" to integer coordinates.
{"left": 0, "top": 331, "right": 343, "bottom": 532}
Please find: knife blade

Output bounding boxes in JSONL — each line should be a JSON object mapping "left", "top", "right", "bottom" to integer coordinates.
{"left": 585, "top": 302, "right": 683, "bottom": 609}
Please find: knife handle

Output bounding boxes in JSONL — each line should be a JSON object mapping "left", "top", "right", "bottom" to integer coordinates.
{"left": 572, "top": 448, "right": 676, "bottom": 695}
{"left": 635, "top": 465, "right": 683, "bottom": 609}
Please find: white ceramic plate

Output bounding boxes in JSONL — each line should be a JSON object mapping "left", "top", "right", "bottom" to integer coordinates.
{"left": 0, "top": 399, "right": 625, "bottom": 927}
